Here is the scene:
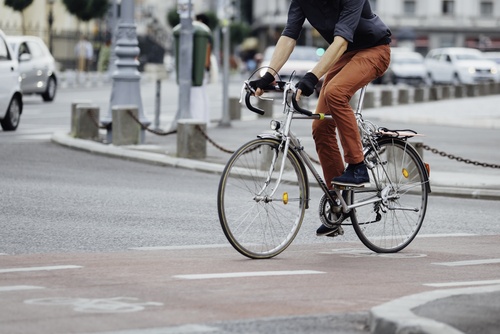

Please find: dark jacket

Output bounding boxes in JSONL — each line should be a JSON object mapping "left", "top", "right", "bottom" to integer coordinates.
{"left": 282, "top": 0, "right": 391, "bottom": 52}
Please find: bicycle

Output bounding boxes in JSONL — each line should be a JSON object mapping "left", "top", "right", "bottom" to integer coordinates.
{"left": 217, "top": 78, "right": 431, "bottom": 259}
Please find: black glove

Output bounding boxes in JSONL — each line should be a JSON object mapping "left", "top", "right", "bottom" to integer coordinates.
{"left": 249, "top": 72, "right": 275, "bottom": 91}
{"left": 296, "top": 72, "right": 319, "bottom": 97}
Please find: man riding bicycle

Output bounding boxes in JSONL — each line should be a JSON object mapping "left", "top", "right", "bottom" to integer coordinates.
{"left": 250, "top": 0, "right": 392, "bottom": 237}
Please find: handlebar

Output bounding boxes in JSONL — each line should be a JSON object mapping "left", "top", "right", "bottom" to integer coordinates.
{"left": 242, "top": 80, "right": 315, "bottom": 117}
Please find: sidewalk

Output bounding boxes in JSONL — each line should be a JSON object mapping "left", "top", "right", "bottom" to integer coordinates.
{"left": 51, "top": 92, "right": 500, "bottom": 334}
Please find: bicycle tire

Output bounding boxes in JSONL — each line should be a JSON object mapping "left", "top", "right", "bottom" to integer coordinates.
{"left": 351, "top": 137, "right": 429, "bottom": 253}
{"left": 218, "top": 138, "right": 308, "bottom": 259}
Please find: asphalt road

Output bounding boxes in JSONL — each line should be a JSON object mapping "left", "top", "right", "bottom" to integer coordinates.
{"left": 1, "top": 82, "right": 499, "bottom": 333}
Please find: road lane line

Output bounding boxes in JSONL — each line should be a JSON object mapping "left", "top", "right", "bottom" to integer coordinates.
{"left": 174, "top": 270, "right": 325, "bottom": 280}
{"left": 433, "top": 258, "right": 500, "bottom": 266}
{"left": 0, "top": 265, "right": 82, "bottom": 274}
{"left": 84, "top": 324, "right": 218, "bottom": 334}
{"left": 0, "top": 285, "right": 45, "bottom": 292}
{"left": 130, "top": 244, "right": 230, "bottom": 251}
{"left": 424, "top": 279, "right": 500, "bottom": 288}
{"left": 417, "top": 233, "right": 476, "bottom": 238}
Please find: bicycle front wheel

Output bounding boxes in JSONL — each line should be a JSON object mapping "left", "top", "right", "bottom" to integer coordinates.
{"left": 218, "top": 138, "right": 308, "bottom": 259}
{"left": 351, "top": 138, "right": 429, "bottom": 253}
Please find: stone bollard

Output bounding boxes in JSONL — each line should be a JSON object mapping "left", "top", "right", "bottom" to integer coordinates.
{"left": 71, "top": 104, "right": 99, "bottom": 140}
{"left": 466, "top": 84, "right": 479, "bottom": 97}
{"left": 441, "top": 86, "right": 452, "bottom": 99}
{"left": 478, "top": 83, "right": 490, "bottom": 96}
{"left": 429, "top": 86, "right": 441, "bottom": 101}
{"left": 177, "top": 119, "right": 206, "bottom": 159}
{"left": 71, "top": 100, "right": 91, "bottom": 135}
{"left": 257, "top": 98, "right": 274, "bottom": 118}
{"left": 364, "top": 91, "right": 375, "bottom": 109}
{"left": 414, "top": 88, "right": 425, "bottom": 103}
{"left": 111, "top": 105, "right": 141, "bottom": 146}
{"left": 398, "top": 89, "right": 409, "bottom": 105}
{"left": 229, "top": 97, "right": 241, "bottom": 120}
{"left": 454, "top": 85, "right": 465, "bottom": 98}
{"left": 380, "top": 90, "right": 393, "bottom": 106}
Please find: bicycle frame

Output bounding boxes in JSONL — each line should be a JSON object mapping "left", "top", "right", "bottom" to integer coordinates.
{"left": 250, "top": 83, "right": 391, "bottom": 216}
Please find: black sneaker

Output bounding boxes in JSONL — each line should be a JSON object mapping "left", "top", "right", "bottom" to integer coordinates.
{"left": 316, "top": 224, "right": 342, "bottom": 237}
{"left": 332, "top": 162, "right": 370, "bottom": 187}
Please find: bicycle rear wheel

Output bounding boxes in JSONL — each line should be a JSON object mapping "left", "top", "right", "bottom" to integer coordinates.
{"left": 351, "top": 138, "right": 429, "bottom": 253}
{"left": 218, "top": 138, "right": 307, "bottom": 259}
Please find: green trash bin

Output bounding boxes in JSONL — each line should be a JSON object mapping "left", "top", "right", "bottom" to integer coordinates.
{"left": 173, "top": 21, "right": 211, "bottom": 87}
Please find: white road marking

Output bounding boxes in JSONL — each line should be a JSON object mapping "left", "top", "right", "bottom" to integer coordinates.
{"left": 424, "top": 279, "right": 500, "bottom": 288}
{"left": 0, "top": 285, "right": 45, "bottom": 292}
{"left": 130, "top": 244, "right": 230, "bottom": 251}
{"left": 83, "top": 324, "right": 218, "bottom": 334}
{"left": 0, "top": 265, "right": 82, "bottom": 274}
{"left": 417, "top": 233, "right": 476, "bottom": 238}
{"left": 174, "top": 270, "right": 325, "bottom": 280}
{"left": 433, "top": 258, "right": 500, "bottom": 266}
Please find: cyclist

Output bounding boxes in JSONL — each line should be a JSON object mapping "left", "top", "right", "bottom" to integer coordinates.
{"left": 250, "top": 0, "right": 391, "bottom": 237}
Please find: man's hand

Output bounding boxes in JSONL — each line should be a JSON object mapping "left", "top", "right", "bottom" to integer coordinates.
{"left": 295, "top": 72, "right": 319, "bottom": 100}
{"left": 249, "top": 72, "right": 275, "bottom": 96}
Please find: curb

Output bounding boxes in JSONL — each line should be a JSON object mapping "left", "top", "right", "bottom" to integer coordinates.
{"left": 51, "top": 132, "right": 500, "bottom": 201}
{"left": 369, "top": 284, "right": 500, "bottom": 334}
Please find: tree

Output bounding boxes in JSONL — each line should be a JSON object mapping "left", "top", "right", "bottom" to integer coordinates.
{"left": 4, "top": 0, "right": 34, "bottom": 34}
{"left": 62, "top": 0, "right": 109, "bottom": 22}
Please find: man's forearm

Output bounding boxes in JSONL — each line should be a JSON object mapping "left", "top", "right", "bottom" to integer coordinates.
{"left": 311, "top": 36, "right": 348, "bottom": 79}
{"left": 266, "top": 36, "right": 296, "bottom": 76}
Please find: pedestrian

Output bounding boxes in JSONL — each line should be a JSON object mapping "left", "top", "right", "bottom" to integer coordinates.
{"left": 75, "top": 35, "right": 94, "bottom": 72}
{"left": 249, "top": 0, "right": 392, "bottom": 236}
{"left": 97, "top": 37, "right": 111, "bottom": 73}
{"left": 190, "top": 13, "right": 214, "bottom": 126}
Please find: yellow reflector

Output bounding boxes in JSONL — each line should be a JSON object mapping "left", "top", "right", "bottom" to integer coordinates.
{"left": 402, "top": 168, "right": 409, "bottom": 178}
{"left": 283, "top": 192, "right": 288, "bottom": 205}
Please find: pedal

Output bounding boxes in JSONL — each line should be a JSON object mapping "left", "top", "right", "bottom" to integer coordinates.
{"left": 332, "top": 183, "right": 365, "bottom": 190}
{"left": 326, "top": 226, "right": 344, "bottom": 238}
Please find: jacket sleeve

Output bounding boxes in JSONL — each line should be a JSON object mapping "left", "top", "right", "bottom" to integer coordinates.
{"left": 334, "top": 0, "right": 365, "bottom": 43}
{"left": 281, "top": 0, "right": 306, "bottom": 40}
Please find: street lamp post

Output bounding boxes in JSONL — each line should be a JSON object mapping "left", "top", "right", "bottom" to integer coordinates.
{"left": 102, "top": 0, "right": 149, "bottom": 143}
{"left": 47, "top": 0, "right": 54, "bottom": 54}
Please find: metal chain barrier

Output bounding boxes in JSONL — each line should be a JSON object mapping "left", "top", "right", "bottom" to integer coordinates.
{"left": 127, "top": 110, "right": 177, "bottom": 136}
{"left": 87, "top": 109, "right": 107, "bottom": 130}
{"left": 416, "top": 143, "right": 500, "bottom": 169}
{"left": 195, "top": 125, "right": 235, "bottom": 154}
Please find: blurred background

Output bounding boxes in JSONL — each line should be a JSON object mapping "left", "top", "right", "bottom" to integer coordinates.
{"left": 0, "top": 0, "right": 499, "bottom": 80}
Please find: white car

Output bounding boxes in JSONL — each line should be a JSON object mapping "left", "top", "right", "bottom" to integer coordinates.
{"left": 425, "top": 47, "right": 497, "bottom": 85}
{"left": 260, "top": 45, "right": 324, "bottom": 94}
{"left": 0, "top": 30, "right": 22, "bottom": 131}
{"left": 383, "top": 49, "right": 429, "bottom": 86}
{"left": 482, "top": 51, "right": 500, "bottom": 82}
{"left": 7, "top": 35, "right": 57, "bottom": 102}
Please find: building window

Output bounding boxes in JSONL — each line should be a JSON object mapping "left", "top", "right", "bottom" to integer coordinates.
{"left": 480, "top": 1, "right": 494, "bottom": 17}
{"left": 403, "top": 0, "right": 416, "bottom": 15}
{"left": 442, "top": 0, "right": 455, "bottom": 15}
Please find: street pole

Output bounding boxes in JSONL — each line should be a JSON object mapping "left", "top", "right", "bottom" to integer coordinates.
{"left": 170, "top": 0, "right": 193, "bottom": 131}
{"left": 47, "top": 0, "right": 54, "bottom": 54}
{"left": 102, "top": 0, "right": 149, "bottom": 143}
{"left": 107, "top": 0, "right": 119, "bottom": 78}
{"left": 219, "top": 20, "right": 231, "bottom": 127}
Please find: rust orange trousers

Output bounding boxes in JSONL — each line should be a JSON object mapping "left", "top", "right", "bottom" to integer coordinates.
{"left": 312, "top": 44, "right": 390, "bottom": 187}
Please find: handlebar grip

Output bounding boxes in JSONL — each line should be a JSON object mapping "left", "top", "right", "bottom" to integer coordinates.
{"left": 291, "top": 93, "right": 314, "bottom": 116}
{"left": 245, "top": 91, "right": 265, "bottom": 115}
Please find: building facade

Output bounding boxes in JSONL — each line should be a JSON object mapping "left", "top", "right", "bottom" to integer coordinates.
{"left": 252, "top": 0, "right": 500, "bottom": 54}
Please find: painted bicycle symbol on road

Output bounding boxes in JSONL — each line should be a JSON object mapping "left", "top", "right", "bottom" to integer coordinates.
{"left": 24, "top": 296, "right": 163, "bottom": 313}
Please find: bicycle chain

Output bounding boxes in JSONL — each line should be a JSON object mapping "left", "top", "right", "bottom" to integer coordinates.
{"left": 416, "top": 143, "right": 500, "bottom": 169}
{"left": 89, "top": 108, "right": 499, "bottom": 170}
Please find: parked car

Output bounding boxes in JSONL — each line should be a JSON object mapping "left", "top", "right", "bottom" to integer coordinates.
{"left": 0, "top": 30, "right": 23, "bottom": 131}
{"left": 375, "top": 49, "right": 429, "bottom": 86}
{"left": 425, "top": 47, "right": 498, "bottom": 85}
{"left": 260, "top": 45, "right": 324, "bottom": 95}
{"left": 7, "top": 35, "right": 57, "bottom": 102}
{"left": 482, "top": 51, "right": 500, "bottom": 82}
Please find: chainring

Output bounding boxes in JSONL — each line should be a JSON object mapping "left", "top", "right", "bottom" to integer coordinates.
{"left": 318, "top": 192, "right": 346, "bottom": 229}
